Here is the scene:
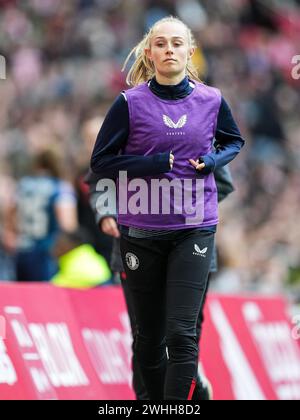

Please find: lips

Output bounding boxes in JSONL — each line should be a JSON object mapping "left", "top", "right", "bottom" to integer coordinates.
{"left": 164, "top": 58, "right": 177, "bottom": 62}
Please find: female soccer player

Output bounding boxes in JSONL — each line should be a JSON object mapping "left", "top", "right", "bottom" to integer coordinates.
{"left": 91, "top": 16, "right": 244, "bottom": 400}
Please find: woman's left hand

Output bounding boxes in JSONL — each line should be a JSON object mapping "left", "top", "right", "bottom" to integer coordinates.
{"left": 189, "top": 159, "right": 205, "bottom": 171}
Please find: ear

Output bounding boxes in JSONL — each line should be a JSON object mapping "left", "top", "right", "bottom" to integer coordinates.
{"left": 145, "top": 48, "right": 152, "bottom": 61}
{"left": 189, "top": 47, "right": 195, "bottom": 60}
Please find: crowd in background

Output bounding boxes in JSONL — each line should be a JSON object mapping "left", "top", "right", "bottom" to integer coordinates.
{"left": 0, "top": 0, "right": 299, "bottom": 300}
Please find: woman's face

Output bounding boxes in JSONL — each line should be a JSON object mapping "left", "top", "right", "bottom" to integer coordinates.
{"left": 146, "top": 21, "right": 194, "bottom": 81}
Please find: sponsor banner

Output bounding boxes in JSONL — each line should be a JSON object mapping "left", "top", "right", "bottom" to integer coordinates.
{"left": 68, "top": 287, "right": 134, "bottom": 400}
{"left": 201, "top": 295, "right": 300, "bottom": 400}
{"left": 0, "top": 283, "right": 299, "bottom": 400}
{"left": 0, "top": 284, "right": 108, "bottom": 400}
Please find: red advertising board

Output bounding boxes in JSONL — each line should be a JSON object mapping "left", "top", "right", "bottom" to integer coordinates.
{"left": 201, "top": 295, "right": 300, "bottom": 400}
{"left": 68, "top": 287, "right": 135, "bottom": 400}
{"left": 0, "top": 284, "right": 125, "bottom": 400}
{"left": 0, "top": 283, "right": 299, "bottom": 400}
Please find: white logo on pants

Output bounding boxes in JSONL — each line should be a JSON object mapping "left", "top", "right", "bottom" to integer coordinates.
{"left": 193, "top": 244, "right": 207, "bottom": 257}
{"left": 125, "top": 252, "right": 139, "bottom": 270}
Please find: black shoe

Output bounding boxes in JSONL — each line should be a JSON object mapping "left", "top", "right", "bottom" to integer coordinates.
{"left": 192, "top": 374, "right": 213, "bottom": 400}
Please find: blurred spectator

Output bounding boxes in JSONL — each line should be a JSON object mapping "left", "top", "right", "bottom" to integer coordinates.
{"left": 75, "top": 117, "right": 113, "bottom": 264}
{"left": 51, "top": 229, "right": 112, "bottom": 289}
{"left": 0, "top": 166, "right": 16, "bottom": 281}
{"left": 10, "top": 150, "right": 78, "bottom": 281}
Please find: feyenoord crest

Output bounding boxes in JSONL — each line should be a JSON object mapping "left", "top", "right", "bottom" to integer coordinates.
{"left": 125, "top": 252, "right": 139, "bottom": 270}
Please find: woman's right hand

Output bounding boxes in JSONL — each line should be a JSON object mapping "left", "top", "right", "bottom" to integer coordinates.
{"left": 169, "top": 152, "right": 174, "bottom": 170}
{"left": 100, "top": 217, "right": 120, "bottom": 238}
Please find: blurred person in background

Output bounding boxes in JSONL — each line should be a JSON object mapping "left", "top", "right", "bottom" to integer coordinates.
{"left": 0, "top": 165, "right": 16, "bottom": 281}
{"left": 51, "top": 229, "right": 112, "bottom": 289}
{"left": 75, "top": 117, "right": 113, "bottom": 266}
{"left": 8, "top": 149, "right": 78, "bottom": 282}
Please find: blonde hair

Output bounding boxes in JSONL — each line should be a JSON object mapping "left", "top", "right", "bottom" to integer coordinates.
{"left": 122, "top": 16, "right": 201, "bottom": 86}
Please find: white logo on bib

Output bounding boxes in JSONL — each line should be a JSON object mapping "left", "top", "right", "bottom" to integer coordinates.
{"left": 163, "top": 114, "right": 187, "bottom": 129}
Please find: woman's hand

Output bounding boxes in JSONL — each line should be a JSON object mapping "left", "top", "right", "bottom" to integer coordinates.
{"left": 100, "top": 217, "right": 120, "bottom": 238}
{"left": 169, "top": 152, "right": 174, "bottom": 169}
{"left": 189, "top": 158, "right": 205, "bottom": 171}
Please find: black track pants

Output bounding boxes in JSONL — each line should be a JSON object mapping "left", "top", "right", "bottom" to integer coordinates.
{"left": 120, "top": 229, "right": 215, "bottom": 400}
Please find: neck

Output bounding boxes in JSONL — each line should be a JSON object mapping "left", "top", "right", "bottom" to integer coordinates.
{"left": 154, "top": 71, "right": 187, "bottom": 86}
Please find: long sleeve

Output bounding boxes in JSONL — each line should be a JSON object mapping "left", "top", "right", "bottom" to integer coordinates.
{"left": 200, "top": 97, "right": 245, "bottom": 174}
{"left": 90, "top": 94, "right": 170, "bottom": 179}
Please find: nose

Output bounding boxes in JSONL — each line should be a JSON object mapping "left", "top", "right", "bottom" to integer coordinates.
{"left": 166, "top": 43, "right": 174, "bottom": 55}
